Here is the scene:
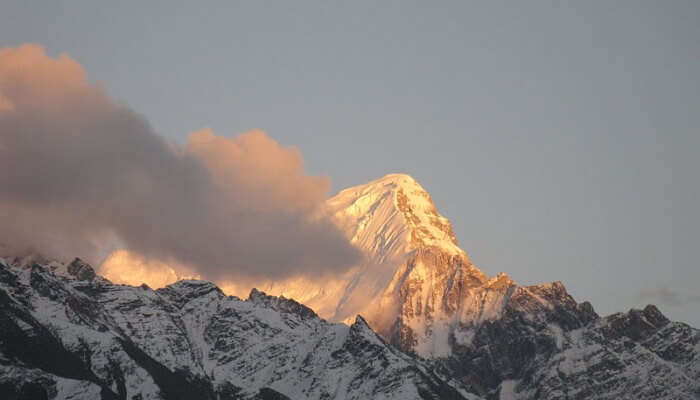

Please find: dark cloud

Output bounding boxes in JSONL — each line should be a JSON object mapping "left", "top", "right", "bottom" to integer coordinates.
{"left": 0, "top": 44, "right": 361, "bottom": 280}
{"left": 637, "top": 287, "right": 700, "bottom": 307}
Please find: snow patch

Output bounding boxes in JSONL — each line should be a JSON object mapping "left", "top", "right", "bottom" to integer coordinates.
{"left": 499, "top": 379, "right": 519, "bottom": 400}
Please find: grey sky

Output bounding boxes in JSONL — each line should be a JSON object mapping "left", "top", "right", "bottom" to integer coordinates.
{"left": 2, "top": 1, "right": 698, "bottom": 327}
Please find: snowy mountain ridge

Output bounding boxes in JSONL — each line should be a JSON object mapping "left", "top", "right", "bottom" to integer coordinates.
{"left": 0, "top": 256, "right": 477, "bottom": 400}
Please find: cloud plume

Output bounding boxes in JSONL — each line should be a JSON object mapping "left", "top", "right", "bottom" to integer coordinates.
{"left": 0, "top": 44, "right": 360, "bottom": 282}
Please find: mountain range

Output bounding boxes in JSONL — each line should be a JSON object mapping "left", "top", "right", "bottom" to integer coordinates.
{"left": 1, "top": 174, "right": 698, "bottom": 399}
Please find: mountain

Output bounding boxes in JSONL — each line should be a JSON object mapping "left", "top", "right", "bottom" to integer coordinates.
{"left": 1, "top": 173, "right": 698, "bottom": 399}
{"left": 246, "top": 174, "right": 485, "bottom": 327}
{"left": 251, "top": 174, "right": 596, "bottom": 353}
{"left": 251, "top": 174, "right": 700, "bottom": 398}
{"left": 0, "top": 256, "right": 477, "bottom": 400}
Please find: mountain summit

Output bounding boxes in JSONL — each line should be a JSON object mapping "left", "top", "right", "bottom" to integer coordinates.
{"left": 251, "top": 173, "right": 487, "bottom": 326}
{"left": 327, "top": 173, "right": 464, "bottom": 259}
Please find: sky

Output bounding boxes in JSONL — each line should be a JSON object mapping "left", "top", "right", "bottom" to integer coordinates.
{"left": 1, "top": 1, "right": 698, "bottom": 327}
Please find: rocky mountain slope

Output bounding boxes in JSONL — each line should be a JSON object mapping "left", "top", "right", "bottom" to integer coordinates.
{"left": 0, "top": 256, "right": 477, "bottom": 400}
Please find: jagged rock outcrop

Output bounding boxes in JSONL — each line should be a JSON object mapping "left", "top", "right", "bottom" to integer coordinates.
{"left": 66, "top": 258, "right": 96, "bottom": 282}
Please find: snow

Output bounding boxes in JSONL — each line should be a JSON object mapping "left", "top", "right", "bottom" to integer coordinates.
{"left": 548, "top": 323, "right": 565, "bottom": 350}
{"left": 454, "top": 328, "right": 475, "bottom": 347}
{"left": 499, "top": 380, "right": 519, "bottom": 400}
{"left": 413, "top": 319, "right": 453, "bottom": 358}
{"left": 53, "top": 376, "right": 105, "bottom": 399}
{"left": 328, "top": 173, "right": 465, "bottom": 258}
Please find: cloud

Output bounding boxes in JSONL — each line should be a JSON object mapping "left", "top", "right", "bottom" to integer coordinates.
{"left": 637, "top": 287, "right": 700, "bottom": 307}
{"left": 0, "top": 44, "right": 361, "bottom": 282}
{"left": 100, "top": 250, "right": 200, "bottom": 288}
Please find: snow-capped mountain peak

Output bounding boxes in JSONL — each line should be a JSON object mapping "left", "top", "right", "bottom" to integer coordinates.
{"left": 245, "top": 173, "right": 480, "bottom": 325}
{"left": 327, "top": 173, "right": 465, "bottom": 261}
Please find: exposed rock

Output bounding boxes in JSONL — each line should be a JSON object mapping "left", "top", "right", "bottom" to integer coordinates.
{"left": 66, "top": 258, "right": 96, "bottom": 282}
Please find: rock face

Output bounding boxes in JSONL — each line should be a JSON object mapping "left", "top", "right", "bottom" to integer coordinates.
{"left": 0, "top": 257, "right": 476, "bottom": 400}
{"left": 66, "top": 258, "right": 96, "bottom": 282}
{"left": 507, "top": 304, "right": 700, "bottom": 399}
